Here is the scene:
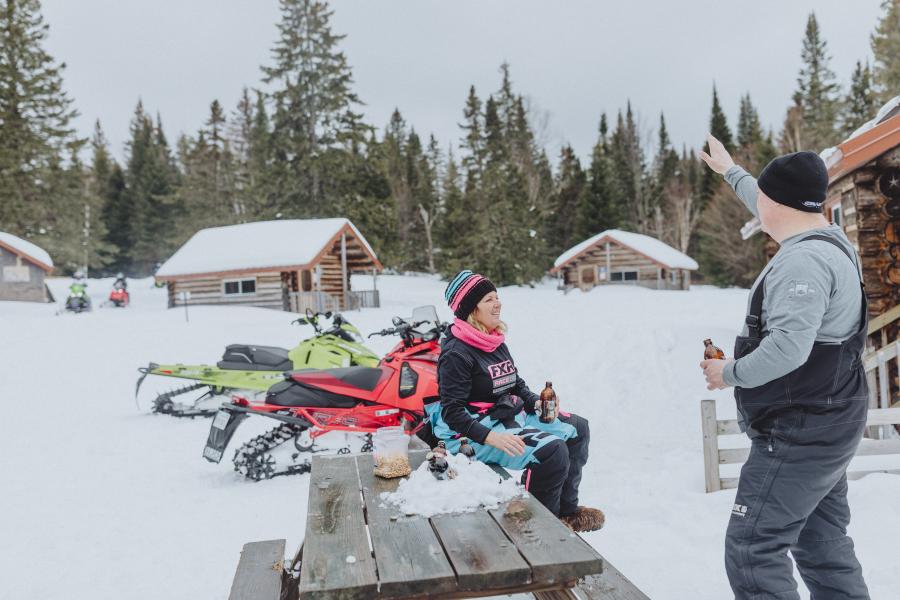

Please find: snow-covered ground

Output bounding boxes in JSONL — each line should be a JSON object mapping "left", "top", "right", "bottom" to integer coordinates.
{"left": 2, "top": 274, "right": 898, "bottom": 599}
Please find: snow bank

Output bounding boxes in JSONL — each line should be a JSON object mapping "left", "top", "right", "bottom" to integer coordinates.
{"left": 0, "top": 231, "right": 53, "bottom": 268}
{"left": 156, "top": 218, "right": 376, "bottom": 277}
{"left": 554, "top": 229, "right": 698, "bottom": 270}
{"left": 380, "top": 453, "right": 522, "bottom": 517}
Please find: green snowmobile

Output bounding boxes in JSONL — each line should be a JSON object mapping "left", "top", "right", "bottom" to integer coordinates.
{"left": 135, "top": 310, "right": 380, "bottom": 418}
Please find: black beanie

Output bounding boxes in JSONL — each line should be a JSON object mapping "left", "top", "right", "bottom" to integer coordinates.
{"left": 757, "top": 151, "right": 829, "bottom": 213}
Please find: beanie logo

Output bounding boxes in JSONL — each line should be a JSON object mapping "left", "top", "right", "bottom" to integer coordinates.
{"left": 802, "top": 201, "right": 822, "bottom": 208}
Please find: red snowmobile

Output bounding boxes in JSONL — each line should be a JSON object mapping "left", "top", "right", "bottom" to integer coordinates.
{"left": 203, "top": 306, "right": 444, "bottom": 480}
{"left": 108, "top": 287, "right": 129, "bottom": 307}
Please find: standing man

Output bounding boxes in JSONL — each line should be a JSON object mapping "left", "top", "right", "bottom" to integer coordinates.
{"left": 699, "top": 134, "right": 870, "bottom": 600}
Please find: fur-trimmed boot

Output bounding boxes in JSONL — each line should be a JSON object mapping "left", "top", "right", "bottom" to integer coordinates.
{"left": 559, "top": 506, "right": 605, "bottom": 532}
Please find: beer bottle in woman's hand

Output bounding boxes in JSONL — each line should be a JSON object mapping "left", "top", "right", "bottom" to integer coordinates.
{"left": 539, "top": 382, "right": 558, "bottom": 424}
{"left": 703, "top": 339, "right": 725, "bottom": 360}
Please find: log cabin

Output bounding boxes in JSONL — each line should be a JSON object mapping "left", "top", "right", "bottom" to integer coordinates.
{"left": 552, "top": 229, "right": 698, "bottom": 291}
{"left": 740, "top": 97, "right": 900, "bottom": 317}
{"left": 0, "top": 232, "right": 54, "bottom": 302}
{"left": 155, "top": 219, "right": 382, "bottom": 312}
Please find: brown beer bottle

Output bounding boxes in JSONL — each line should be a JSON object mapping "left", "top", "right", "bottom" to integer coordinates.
{"left": 539, "top": 381, "right": 557, "bottom": 424}
{"left": 703, "top": 339, "right": 725, "bottom": 360}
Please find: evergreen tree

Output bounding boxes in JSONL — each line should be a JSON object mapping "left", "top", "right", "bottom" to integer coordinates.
{"left": 608, "top": 102, "right": 651, "bottom": 234}
{"left": 871, "top": 0, "right": 900, "bottom": 103}
{"left": 0, "top": 0, "right": 85, "bottom": 269}
{"left": 842, "top": 61, "right": 877, "bottom": 136}
{"left": 177, "top": 99, "right": 239, "bottom": 233}
{"left": 576, "top": 113, "right": 618, "bottom": 239}
{"left": 736, "top": 94, "right": 777, "bottom": 170}
{"left": 446, "top": 68, "right": 548, "bottom": 284}
{"left": 459, "top": 86, "right": 485, "bottom": 194}
{"left": 782, "top": 12, "right": 841, "bottom": 151}
{"left": 437, "top": 148, "right": 473, "bottom": 276}
{"left": 549, "top": 145, "right": 587, "bottom": 256}
{"left": 261, "top": 0, "right": 368, "bottom": 216}
{"left": 699, "top": 85, "right": 733, "bottom": 206}
{"left": 228, "top": 88, "right": 257, "bottom": 218}
{"left": 697, "top": 94, "right": 771, "bottom": 286}
{"left": 125, "top": 103, "right": 182, "bottom": 274}
{"left": 80, "top": 121, "right": 115, "bottom": 273}
{"left": 100, "top": 162, "right": 129, "bottom": 273}
{"left": 651, "top": 112, "right": 680, "bottom": 243}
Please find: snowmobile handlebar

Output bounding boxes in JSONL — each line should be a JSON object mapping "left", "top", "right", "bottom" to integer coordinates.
{"left": 367, "top": 319, "right": 430, "bottom": 339}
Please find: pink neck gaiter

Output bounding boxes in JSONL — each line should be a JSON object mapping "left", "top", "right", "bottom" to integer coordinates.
{"left": 452, "top": 317, "right": 505, "bottom": 352}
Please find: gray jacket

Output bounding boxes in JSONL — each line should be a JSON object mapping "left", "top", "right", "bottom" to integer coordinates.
{"left": 721, "top": 166, "right": 863, "bottom": 389}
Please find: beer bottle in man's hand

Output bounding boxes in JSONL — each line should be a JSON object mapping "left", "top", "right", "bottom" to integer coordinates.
{"left": 539, "top": 382, "right": 557, "bottom": 424}
{"left": 703, "top": 339, "right": 725, "bottom": 360}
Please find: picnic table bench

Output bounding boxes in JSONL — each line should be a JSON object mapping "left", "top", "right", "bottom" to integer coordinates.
{"left": 228, "top": 450, "right": 650, "bottom": 600}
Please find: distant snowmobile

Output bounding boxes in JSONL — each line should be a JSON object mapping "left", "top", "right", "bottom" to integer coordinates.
{"left": 107, "top": 274, "right": 129, "bottom": 307}
{"left": 64, "top": 272, "right": 92, "bottom": 313}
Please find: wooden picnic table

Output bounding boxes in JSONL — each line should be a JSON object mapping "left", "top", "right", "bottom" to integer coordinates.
{"left": 298, "top": 450, "right": 605, "bottom": 599}
{"left": 228, "top": 449, "right": 650, "bottom": 600}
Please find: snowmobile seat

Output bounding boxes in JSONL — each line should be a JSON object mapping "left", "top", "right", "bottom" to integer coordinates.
{"left": 217, "top": 344, "right": 293, "bottom": 371}
{"left": 265, "top": 380, "right": 360, "bottom": 408}
{"left": 321, "top": 367, "right": 385, "bottom": 391}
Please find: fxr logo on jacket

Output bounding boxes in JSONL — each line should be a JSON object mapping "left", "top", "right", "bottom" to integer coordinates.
{"left": 488, "top": 360, "right": 516, "bottom": 392}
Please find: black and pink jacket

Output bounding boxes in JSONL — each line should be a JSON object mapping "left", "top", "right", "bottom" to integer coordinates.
{"left": 437, "top": 328, "right": 539, "bottom": 444}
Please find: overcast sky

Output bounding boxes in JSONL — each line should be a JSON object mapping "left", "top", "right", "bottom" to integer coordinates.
{"left": 42, "top": 0, "right": 885, "bottom": 166}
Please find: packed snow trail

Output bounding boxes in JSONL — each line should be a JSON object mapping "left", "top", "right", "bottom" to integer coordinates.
{"left": 1, "top": 275, "right": 897, "bottom": 599}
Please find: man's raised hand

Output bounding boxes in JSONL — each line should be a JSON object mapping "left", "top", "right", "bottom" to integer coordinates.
{"left": 699, "top": 133, "right": 735, "bottom": 175}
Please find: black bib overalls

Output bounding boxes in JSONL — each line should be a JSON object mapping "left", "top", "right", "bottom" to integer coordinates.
{"left": 725, "top": 235, "right": 871, "bottom": 600}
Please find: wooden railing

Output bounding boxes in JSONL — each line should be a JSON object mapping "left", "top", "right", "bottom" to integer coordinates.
{"left": 345, "top": 289, "right": 380, "bottom": 310}
{"left": 864, "top": 303, "right": 900, "bottom": 412}
{"left": 288, "top": 291, "right": 340, "bottom": 315}
{"left": 700, "top": 400, "right": 900, "bottom": 493}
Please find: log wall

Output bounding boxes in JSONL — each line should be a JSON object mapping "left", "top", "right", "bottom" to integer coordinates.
{"left": 826, "top": 145, "right": 900, "bottom": 317}
{"left": 170, "top": 273, "right": 286, "bottom": 310}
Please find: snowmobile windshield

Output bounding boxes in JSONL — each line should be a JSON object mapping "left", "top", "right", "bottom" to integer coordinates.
{"left": 410, "top": 305, "right": 440, "bottom": 335}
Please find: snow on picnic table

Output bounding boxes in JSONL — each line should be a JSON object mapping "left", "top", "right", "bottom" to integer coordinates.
{"left": 1, "top": 275, "right": 898, "bottom": 599}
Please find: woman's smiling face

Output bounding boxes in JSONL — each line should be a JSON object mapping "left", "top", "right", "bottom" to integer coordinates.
{"left": 472, "top": 290, "right": 502, "bottom": 331}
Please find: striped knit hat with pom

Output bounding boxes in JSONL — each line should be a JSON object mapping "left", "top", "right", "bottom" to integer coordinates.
{"left": 444, "top": 270, "right": 497, "bottom": 320}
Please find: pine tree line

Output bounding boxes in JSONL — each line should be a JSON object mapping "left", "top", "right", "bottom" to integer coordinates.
{"left": 1, "top": 0, "right": 898, "bottom": 286}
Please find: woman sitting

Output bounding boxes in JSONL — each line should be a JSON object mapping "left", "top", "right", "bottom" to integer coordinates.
{"left": 426, "top": 269, "right": 605, "bottom": 532}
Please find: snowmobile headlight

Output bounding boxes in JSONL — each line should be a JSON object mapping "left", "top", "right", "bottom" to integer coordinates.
{"left": 398, "top": 362, "right": 419, "bottom": 398}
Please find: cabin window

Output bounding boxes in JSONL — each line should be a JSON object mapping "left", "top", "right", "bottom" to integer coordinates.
{"left": 223, "top": 278, "right": 257, "bottom": 295}
{"left": 831, "top": 203, "right": 843, "bottom": 228}
{"left": 670, "top": 270, "right": 678, "bottom": 284}
{"left": 597, "top": 266, "right": 608, "bottom": 281}
{"left": 610, "top": 270, "right": 638, "bottom": 282}
{"left": 300, "top": 270, "right": 312, "bottom": 292}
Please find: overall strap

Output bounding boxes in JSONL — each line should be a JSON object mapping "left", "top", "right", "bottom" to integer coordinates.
{"left": 745, "top": 234, "right": 863, "bottom": 337}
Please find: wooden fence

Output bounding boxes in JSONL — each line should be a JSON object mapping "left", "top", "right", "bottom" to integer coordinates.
{"left": 346, "top": 289, "right": 380, "bottom": 310}
{"left": 289, "top": 291, "right": 341, "bottom": 315}
{"left": 701, "top": 400, "right": 900, "bottom": 493}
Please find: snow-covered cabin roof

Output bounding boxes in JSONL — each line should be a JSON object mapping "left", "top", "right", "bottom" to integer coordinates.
{"left": 0, "top": 232, "right": 53, "bottom": 272}
{"left": 742, "top": 95, "right": 900, "bottom": 240}
{"left": 553, "top": 229, "right": 699, "bottom": 271}
{"left": 156, "top": 219, "right": 380, "bottom": 279}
